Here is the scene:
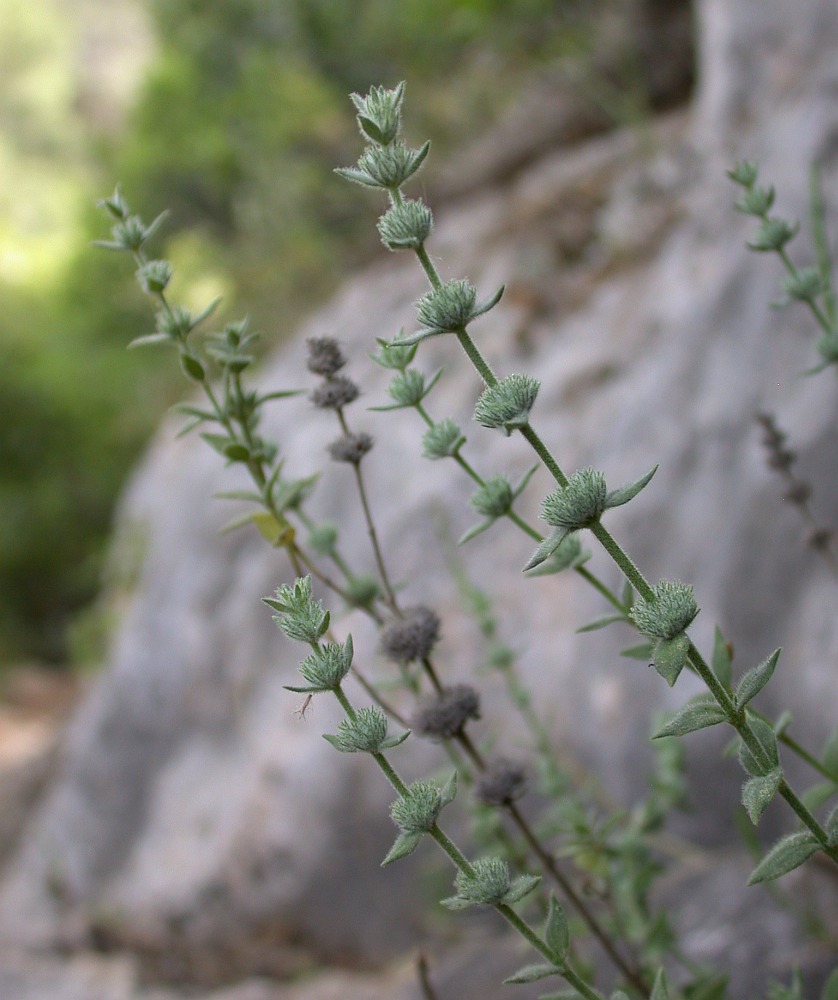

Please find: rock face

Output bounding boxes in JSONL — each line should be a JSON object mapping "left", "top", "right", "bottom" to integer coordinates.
{"left": 3, "top": 0, "right": 838, "bottom": 995}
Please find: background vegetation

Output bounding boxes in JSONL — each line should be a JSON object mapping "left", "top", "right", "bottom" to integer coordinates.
{"left": 0, "top": 0, "right": 672, "bottom": 667}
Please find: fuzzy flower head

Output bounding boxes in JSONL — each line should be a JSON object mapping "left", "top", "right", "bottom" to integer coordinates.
{"left": 390, "top": 777, "right": 455, "bottom": 834}
{"left": 630, "top": 581, "right": 699, "bottom": 640}
{"left": 337, "top": 140, "right": 430, "bottom": 190}
{"left": 474, "top": 758, "right": 527, "bottom": 807}
{"left": 541, "top": 468, "right": 607, "bottom": 531}
{"left": 291, "top": 637, "right": 354, "bottom": 694}
{"left": 323, "top": 706, "right": 409, "bottom": 754}
{"left": 350, "top": 82, "right": 405, "bottom": 145}
{"left": 470, "top": 476, "right": 514, "bottom": 519}
{"left": 422, "top": 419, "right": 466, "bottom": 460}
{"left": 377, "top": 198, "right": 433, "bottom": 250}
{"left": 307, "top": 337, "right": 347, "bottom": 377}
{"left": 441, "top": 858, "right": 541, "bottom": 910}
{"left": 380, "top": 607, "right": 441, "bottom": 664}
{"left": 412, "top": 685, "right": 480, "bottom": 741}
{"left": 473, "top": 374, "right": 540, "bottom": 436}
{"left": 263, "top": 576, "right": 329, "bottom": 644}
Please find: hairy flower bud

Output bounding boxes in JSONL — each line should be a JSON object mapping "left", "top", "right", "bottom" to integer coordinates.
{"left": 263, "top": 576, "right": 330, "bottom": 643}
{"left": 473, "top": 374, "right": 540, "bottom": 435}
{"left": 390, "top": 778, "right": 451, "bottom": 833}
{"left": 377, "top": 198, "right": 433, "bottom": 250}
{"left": 308, "top": 522, "right": 339, "bottom": 556}
{"left": 380, "top": 607, "right": 441, "bottom": 663}
{"left": 630, "top": 581, "right": 699, "bottom": 640}
{"left": 136, "top": 259, "right": 172, "bottom": 294}
{"left": 369, "top": 338, "right": 417, "bottom": 371}
{"left": 412, "top": 685, "right": 480, "bottom": 741}
{"left": 293, "top": 637, "right": 354, "bottom": 693}
{"left": 747, "top": 217, "right": 798, "bottom": 252}
{"left": 727, "top": 161, "right": 759, "bottom": 188}
{"left": 441, "top": 857, "right": 541, "bottom": 910}
{"left": 422, "top": 419, "right": 466, "bottom": 459}
{"left": 337, "top": 140, "right": 430, "bottom": 190}
{"left": 350, "top": 82, "right": 405, "bottom": 145}
{"left": 541, "top": 468, "right": 607, "bottom": 531}
{"left": 323, "top": 706, "right": 408, "bottom": 754}
{"left": 735, "top": 185, "right": 775, "bottom": 216}
{"left": 470, "top": 476, "right": 514, "bottom": 519}
{"left": 307, "top": 337, "right": 347, "bottom": 376}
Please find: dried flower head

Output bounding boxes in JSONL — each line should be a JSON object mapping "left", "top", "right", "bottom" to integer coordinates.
{"left": 380, "top": 607, "right": 441, "bottom": 664}
{"left": 310, "top": 376, "right": 360, "bottom": 410}
{"left": 307, "top": 337, "right": 347, "bottom": 377}
{"left": 328, "top": 432, "right": 374, "bottom": 465}
{"left": 412, "top": 685, "right": 480, "bottom": 741}
{"left": 474, "top": 758, "right": 527, "bottom": 807}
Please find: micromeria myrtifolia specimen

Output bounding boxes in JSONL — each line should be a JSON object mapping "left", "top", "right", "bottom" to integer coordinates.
{"left": 97, "top": 80, "right": 838, "bottom": 999}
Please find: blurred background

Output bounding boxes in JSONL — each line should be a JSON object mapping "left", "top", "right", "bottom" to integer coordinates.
{"left": 0, "top": 0, "right": 693, "bottom": 675}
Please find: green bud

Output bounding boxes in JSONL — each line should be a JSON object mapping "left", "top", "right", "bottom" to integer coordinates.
{"left": 470, "top": 476, "right": 514, "bottom": 518}
{"left": 541, "top": 468, "right": 607, "bottom": 531}
{"left": 290, "top": 636, "right": 354, "bottom": 693}
{"left": 350, "top": 82, "right": 405, "bottom": 146}
{"left": 374, "top": 368, "right": 440, "bottom": 409}
{"left": 390, "top": 774, "right": 457, "bottom": 834}
{"left": 411, "top": 279, "right": 504, "bottom": 340}
{"left": 136, "top": 259, "right": 173, "bottom": 295}
{"left": 369, "top": 336, "right": 417, "bottom": 370}
{"left": 735, "top": 185, "right": 775, "bottom": 216}
{"left": 473, "top": 374, "right": 539, "bottom": 435}
{"left": 323, "top": 706, "right": 409, "bottom": 754}
{"left": 336, "top": 140, "right": 430, "bottom": 190}
{"left": 344, "top": 574, "right": 381, "bottom": 608}
{"left": 781, "top": 267, "right": 825, "bottom": 303}
{"left": 377, "top": 198, "right": 433, "bottom": 250}
{"left": 95, "top": 211, "right": 168, "bottom": 252}
{"left": 263, "top": 575, "right": 330, "bottom": 643}
{"left": 727, "top": 161, "right": 759, "bottom": 188}
{"left": 630, "top": 581, "right": 699, "bottom": 641}
{"left": 815, "top": 328, "right": 838, "bottom": 367}
{"left": 441, "top": 857, "right": 541, "bottom": 910}
{"left": 180, "top": 352, "right": 205, "bottom": 382}
{"left": 747, "top": 217, "right": 799, "bottom": 252}
{"left": 98, "top": 185, "right": 129, "bottom": 220}
{"left": 422, "top": 418, "right": 465, "bottom": 459}
{"left": 307, "top": 522, "right": 339, "bottom": 556}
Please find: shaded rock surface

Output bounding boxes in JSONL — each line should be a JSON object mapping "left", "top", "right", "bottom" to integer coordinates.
{"left": 3, "top": 0, "right": 838, "bottom": 996}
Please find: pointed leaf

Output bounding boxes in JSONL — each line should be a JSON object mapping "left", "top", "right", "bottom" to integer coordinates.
{"left": 218, "top": 511, "right": 261, "bottom": 536}
{"left": 739, "top": 718, "right": 780, "bottom": 776}
{"left": 213, "top": 490, "right": 264, "bottom": 503}
{"left": 440, "top": 770, "right": 458, "bottom": 807}
{"left": 711, "top": 627, "right": 733, "bottom": 690}
{"left": 381, "top": 831, "right": 423, "bottom": 866}
{"left": 523, "top": 528, "right": 568, "bottom": 572}
{"left": 653, "top": 700, "right": 727, "bottom": 739}
{"left": 128, "top": 332, "right": 173, "bottom": 349}
{"left": 503, "top": 963, "right": 559, "bottom": 985}
{"left": 799, "top": 780, "right": 837, "bottom": 813}
{"left": 458, "top": 518, "right": 494, "bottom": 545}
{"left": 742, "top": 768, "right": 783, "bottom": 824}
{"left": 605, "top": 464, "right": 658, "bottom": 509}
{"left": 620, "top": 580, "right": 634, "bottom": 609}
{"left": 576, "top": 614, "right": 626, "bottom": 633}
{"left": 651, "top": 969, "right": 671, "bottom": 1000}
{"left": 504, "top": 873, "right": 541, "bottom": 904}
{"left": 379, "top": 729, "right": 411, "bottom": 750}
{"left": 251, "top": 512, "right": 293, "bottom": 546}
{"left": 747, "top": 830, "right": 820, "bottom": 884}
{"left": 652, "top": 633, "right": 690, "bottom": 687}
{"left": 823, "top": 723, "right": 838, "bottom": 778}
{"left": 825, "top": 803, "right": 838, "bottom": 843}
{"left": 545, "top": 894, "right": 569, "bottom": 963}
{"left": 471, "top": 284, "right": 505, "bottom": 319}
{"left": 621, "top": 642, "right": 654, "bottom": 661}
{"left": 735, "top": 648, "right": 780, "bottom": 710}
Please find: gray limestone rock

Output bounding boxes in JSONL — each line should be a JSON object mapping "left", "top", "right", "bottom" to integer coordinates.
{"left": 3, "top": 0, "right": 838, "bottom": 996}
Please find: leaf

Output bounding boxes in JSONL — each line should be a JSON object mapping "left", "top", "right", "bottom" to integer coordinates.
{"left": 742, "top": 768, "right": 783, "bottom": 824}
{"left": 252, "top": 512, "right": 294, "bottom": 547}
{"left": 503, "top": 963, "right": 559, "bottom": 985}
{"left": 576, "top": 615, "right": 626, "bottom": 633}
{"left": 213, "top": 490, "right": 264, "bottom": 503}
{"left": 458, "top": 518, "right": 494, "bottom": 545}
{"left": 651, "top": 968, "right": 671, "bottom": 1000}
{"left": 128, "top": 332, "right": 173, "bottom": 349}
{"left": 823, "top": 723, "right": 838, "bottom": 778}
{"left": 621, "top": 642, "right": 655, "bottom": 660}
{"left": 652, "top": 633, "right": 690, "bottom": 687}
{"left": 620, "top": 579, "right": 634, "bottom": 609}
{"left": 440, "top": 770, "right": 458, "bottom": 807}
{"left": 379, "top": 729, "right": 411, "bottom": 750}
{"left": 381, "top": 831, "right": 423, "bottom": 866}
{"left": 523, "top": 528, "right": 569, "bottom": 572}
{"left": 605, "top": 464, "right": 658, "bottom": 509}
{"left": 504, "top": 873, "right": 542, "bottom": 904}
{"left": 748, "top": 830, "right": 821, "bottom": 884}
{"left": 735, "top": 648, "right": 780, "bottom": 710}
{"left": 739, "top": 718, "right": 779, "bottom": 776}
{"left": 652, "top": 701, "right": 727, "bottom": 739}
{"left": 826, "top": 803, "right": 838, "bottom": 843}
{"left": 711, "top": 627, "right": 733, "bottom": 690}
{"left": 800, "top": 781, "right": 838, "bottom": 813}
{"left": 544, "top": 894, "right": 569, "bottom": 963}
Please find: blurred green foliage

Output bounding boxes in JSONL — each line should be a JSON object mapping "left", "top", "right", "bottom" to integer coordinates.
{"left": 0, "top": 0, "right": 674, "bottom": 666}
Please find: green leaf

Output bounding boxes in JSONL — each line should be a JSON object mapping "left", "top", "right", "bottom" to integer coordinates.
{"left": 523, "top": 528, "right": 569, "bottom": 572}
{"left": 652, "top": 700, "right": 727, "bottom": 739}
{"left": 747, "top": 830, "right": 820, "bottom": 884}
{"left": 604, "top": 464, "right": 658, "bottom": 509}
{"left": 735, "top": 648, "right": 780, "bottom": 709}
{"left": 651, "top": 969, "right": 671, "bottom": 1000}
{"left": 544, "top": 894, "right": 569, "bottom": 963}
{"left": 440, "top": 770, "right": 458, "bottom": 807}
{"left": 381, "top": 831, "right": 423, "bottom": 866}
{"left": 458, "top": 518, "right": 494, "bottom": 545}
{"left": 503, "top": 964, "right": 559, "bottom": 985}
{"left": 711, "top": 627, "right": 733, "bottom": 690}
{"left": 576, "top": 615, "right": 626, "bottom": 633}
{"left": 213, "top": 490, "right": 264, "bottom": 503}
{"left": 621, "top": 642, "right": 655, "bottom": 660}
{"left": 620, "top": 580, "right": 634, "bottom": 609}
{"left": 826, "top": 803, "right": 838, "bottom": 843}
{"left": 739, "top": 718, "right": 780, "bottom": 776}
{"left": 504, "top": 873, "right": 542, "bottom": 904}
{"left": 201, "top": 432, "right": 234, "bottom": 457}
{"left": 128, "top": 332, "right": 173, "bottom": 349}
{"left": 180, "top": 353, "right": 205, "bottom": 381}
{"left": 379, "top": 730, "right": 411, "bottom": 750}
{"left": 742, "top": 768, "right": 783, "bottom": 824}
{"left": 652, "top": 633, "right": 690, "bottom": 686}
